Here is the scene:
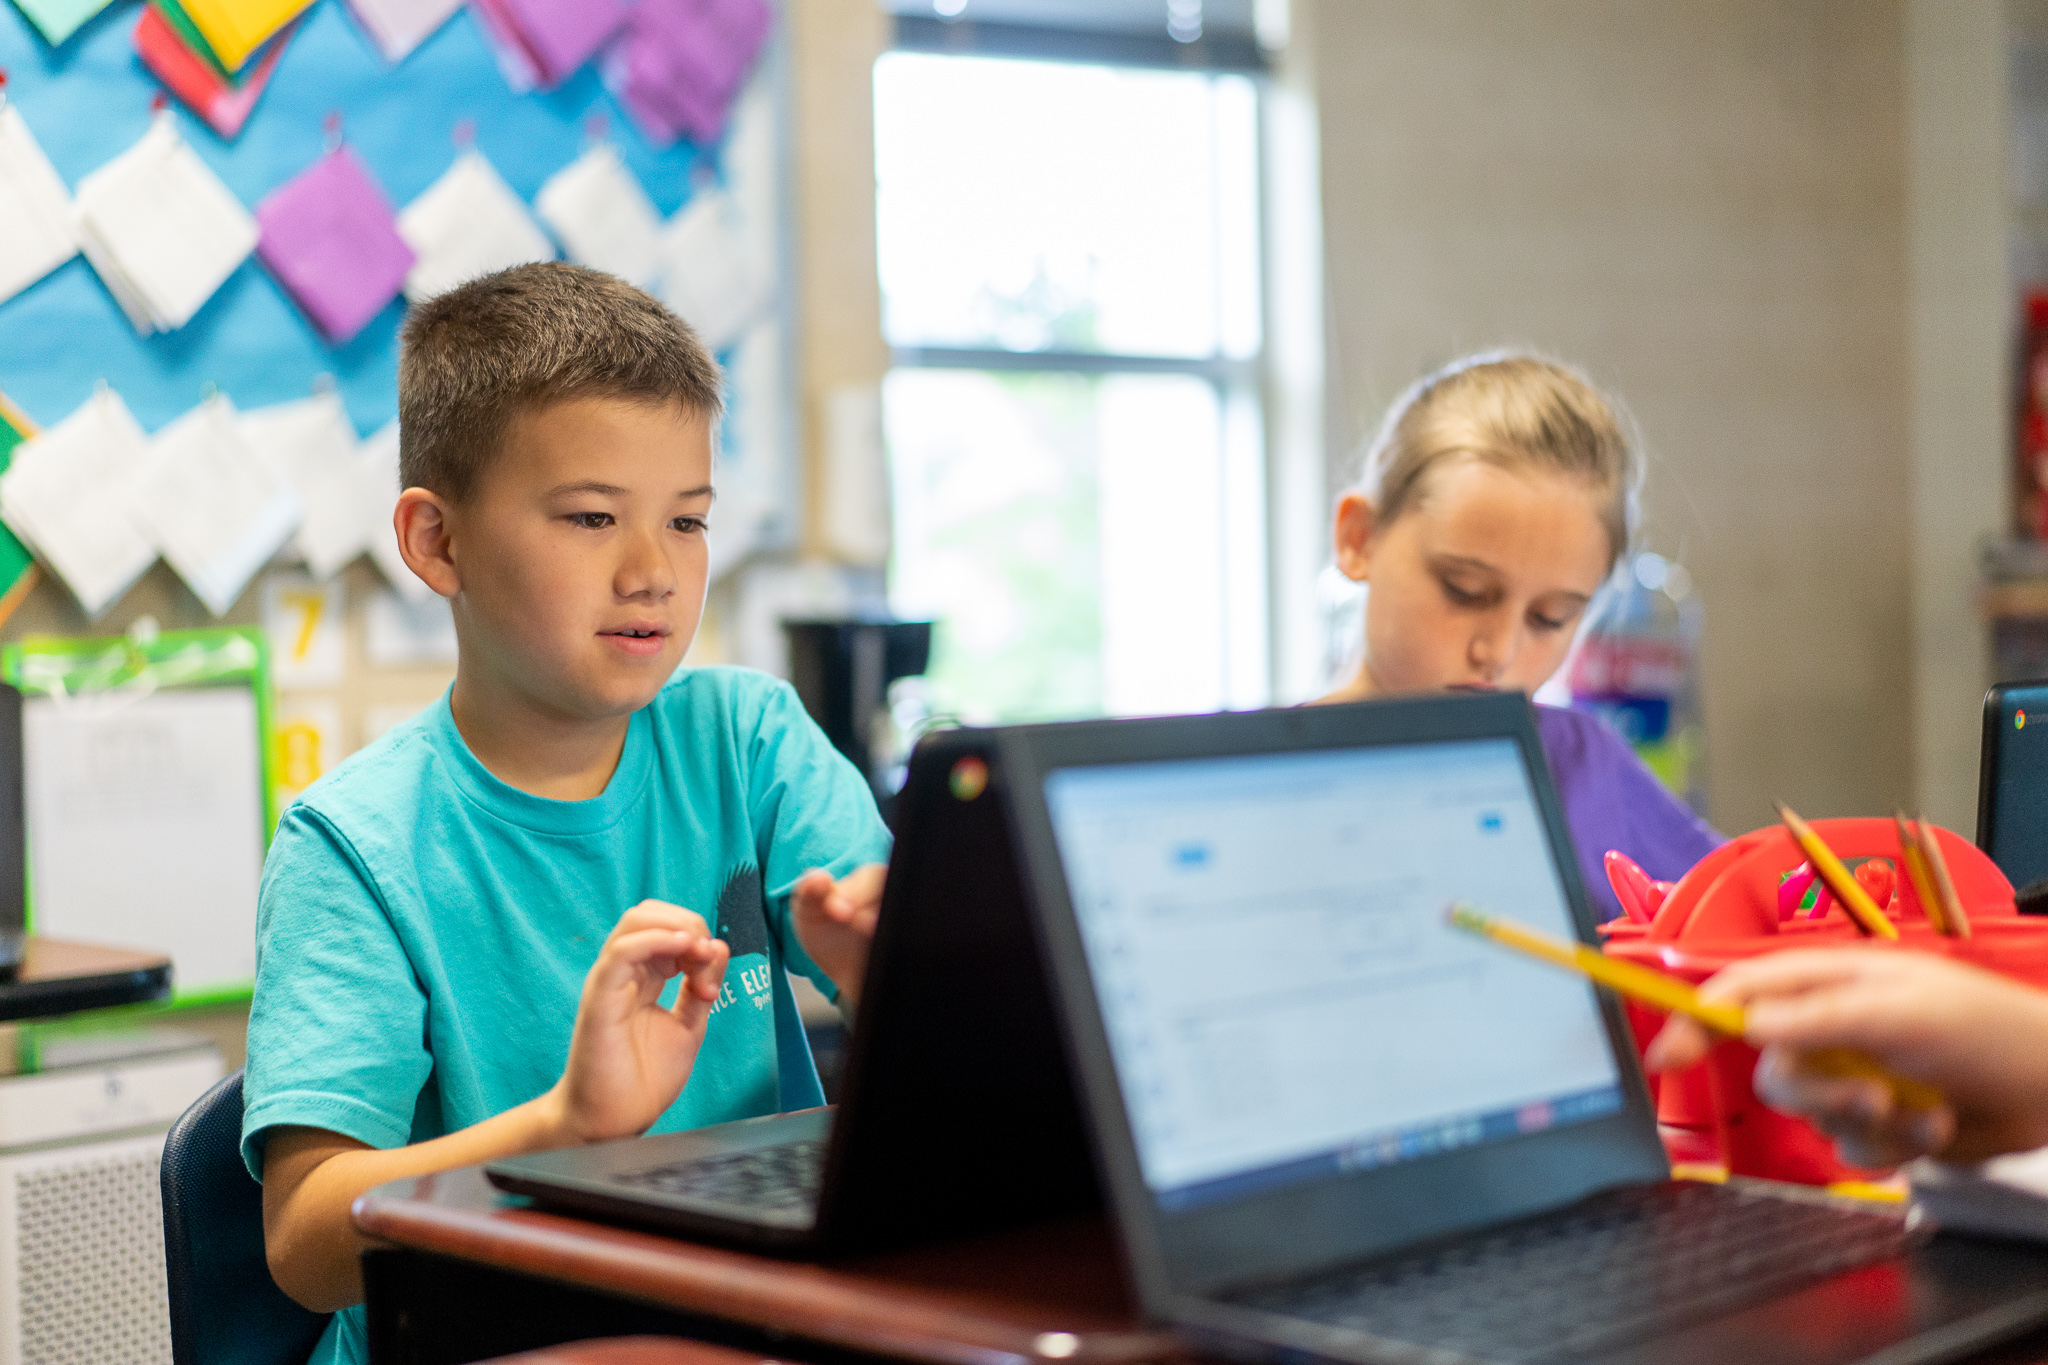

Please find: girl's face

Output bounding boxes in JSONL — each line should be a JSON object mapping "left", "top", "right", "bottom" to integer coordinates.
{"left": 1335, "top": 456, "right": 1613, "bottom": 697}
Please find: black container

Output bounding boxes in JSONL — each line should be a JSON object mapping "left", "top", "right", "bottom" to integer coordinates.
{"left": 782, "top": 618, "right": 933, "bottom": 797}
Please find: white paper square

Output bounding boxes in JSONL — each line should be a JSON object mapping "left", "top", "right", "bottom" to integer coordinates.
{"left": 536, "top": 143, "right": 662, "bottom": 288}
{"left": 0, "top": 388, "right": 158, "bottom": 617}
{"left": 345, "top": 0, "right": 462, "bottom": 60}
{"left": 366, "top": 587, "right": 458, "bottom": 666}
{"left": 240, "top": 393, "right": 368, "bottom": 576}
{"left": 0, "top": 103, "right": 77, "bottom": 306}
{"left": 72, "top": 116, "right": 258, "bottom": 334}
{"left": 398, "top": 150, "right": 555, "bottom": 303}
{"left": 357, "top": 421, "right": 436, "bottom": 601}
{"left": 131, "top": 395, "right": 303, "bottom": 616}
{"left": 656, "top": 189, "right": 773, "bottom": 353}
{"left": 263, "top": 573, "right": 347, "bottom": 688}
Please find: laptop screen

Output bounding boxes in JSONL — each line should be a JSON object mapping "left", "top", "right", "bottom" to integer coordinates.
{"left": 1042, "top": 736, "right": 1624, "bottom": 1214}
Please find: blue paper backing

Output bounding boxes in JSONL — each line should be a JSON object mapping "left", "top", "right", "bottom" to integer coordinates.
{"left": 0, "top": 0, "right": 712, "bottom": 436}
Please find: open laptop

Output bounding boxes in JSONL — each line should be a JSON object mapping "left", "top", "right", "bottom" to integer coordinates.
{"left": 485, "top": 726, "right": 1098, "bottom": 1252}
{"left": 1978, "top": 680, "right": 2048, "bottom": 899}
{"left": 1000, "top": 692, "right": 2048, "bottom": 1365}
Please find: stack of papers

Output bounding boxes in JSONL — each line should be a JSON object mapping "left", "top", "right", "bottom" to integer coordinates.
{"left": 257, "top": 146, "right": 414, "bottom": 343}
{"left": 0, "top": 389, "right": 158, "bottom": 617}
{"left": 133, "top": 2, "right": 298, "bottom": 139}
{"left": 608, "top": 0, "right": 773, "bottom": 146}
{"left": 173, "top": 0, "right": 312, "bottom": 71}
{"left": 9, "top": 0, "right": 118, "bottom": 45}
{"left": 343, "top": 0, "right": 461, "bottom": 62}
{"left": 0, "top": 103, "right": 77, "bottom": 307}
{"left": 398, "top": 150, "right": 555, "bottom": 302}
{"left": 357, "top": 421, "right": 433, "bottom": 602}
{"left": 535, "top": 144, "right": 662, "bottom": 287}
{"left": 131, "top": 395, "right": 301, "bottom": 616}
{"left": 239, "top": 393, "right": 374, "bottom": 579}
{"left": 657, "top": 188, "right": 772, "bottom": 352}
{"left": 73, "top": 115, "right": 260, "bottom": 335}
{"left": 472, "top": 0, "right": 630, "bottom": 93}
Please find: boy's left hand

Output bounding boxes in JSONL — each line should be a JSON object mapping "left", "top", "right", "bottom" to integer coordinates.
{"left": 792, "top": 864, "right": 886, "bottom": 1011}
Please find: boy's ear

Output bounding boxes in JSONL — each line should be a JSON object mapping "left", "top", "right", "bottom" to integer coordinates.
{"left": 393, "top": 488, "right": 461, "bottom": 599}
{"left": 1333, "top": 492, "right": 1377, "bottom": 583}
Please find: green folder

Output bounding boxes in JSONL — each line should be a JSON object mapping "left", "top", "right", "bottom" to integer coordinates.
{"left": 0, "top": 406, "right": 39, "bottom": 618}
{"left": 8, "top": 0, "right": 116, "bottom": 46}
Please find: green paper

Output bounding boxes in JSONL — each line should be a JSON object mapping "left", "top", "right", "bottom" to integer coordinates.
{"left": 0, "top": 417, "right": 38, "bottom": 605}
{"left": 8, "top": 0, "right": 116, "bottom": 46}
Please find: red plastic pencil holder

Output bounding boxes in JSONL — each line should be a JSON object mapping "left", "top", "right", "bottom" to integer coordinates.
{"left": 1598, "top": 817, "right": 2046, "bottom": 1184}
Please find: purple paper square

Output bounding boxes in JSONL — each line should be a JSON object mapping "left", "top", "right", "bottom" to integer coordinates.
{"left": 255, "top": 147, "right": 415, "bottom": 346}
{"left": 498, "top": 0, "right": 630, "bottom": 88}
{"left": 611, "top": 0, "right": 772, "bottom": 146}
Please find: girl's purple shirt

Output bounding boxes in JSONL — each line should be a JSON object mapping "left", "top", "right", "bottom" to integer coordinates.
{"left": 1534, "top": 704, "right": 1723, "bottom": 923}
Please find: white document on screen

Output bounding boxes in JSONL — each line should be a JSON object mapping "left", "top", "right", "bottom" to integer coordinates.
{"left": 132, "top": 395, "right": 302, "bottom": 616}
{"left": 23, "top": 687, "right": 264, "bottom": 993}
{"left": 0, "top": 102, "right": 77, "bottom": 306}
{"left": 71, "top": 114, "right": 257, "bottom": 334}
{"left": 398, "top": 150, "right": 555, "bottom": 303}
{"left": 536, "top": 143, "right": 662, "bottom": 288}
{"left": 0, "top": 388, "right": 158, "bottom": 617}
{"left": 241, "top": 392, "right": 370, "bottom": 576}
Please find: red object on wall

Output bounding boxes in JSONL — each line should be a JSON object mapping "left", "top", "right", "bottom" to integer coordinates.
{"left": 2017, "top": 292, "right": 2048, "bottom": 539}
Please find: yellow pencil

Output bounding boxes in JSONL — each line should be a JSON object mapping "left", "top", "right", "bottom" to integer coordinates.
{"left": 1777, "top": 804, "right": 1899, "bottom": 939}
{"left": 1447, "top": 903, "right": 1942, "bottom": 1110}
{"left": 1894, "top": 811, "right": 1947, "bottom": 934}
{"left": 1913, "top": 815, "right": 1972, "bottom": 939}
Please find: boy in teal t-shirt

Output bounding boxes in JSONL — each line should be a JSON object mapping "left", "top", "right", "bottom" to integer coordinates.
{"left": 241, "top": 263, "right": 891, "bottom": 1365}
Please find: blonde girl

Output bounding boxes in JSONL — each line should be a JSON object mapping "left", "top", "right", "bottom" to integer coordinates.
{"left": 1318, "top": 353, "right": 1718, "bottom": 918}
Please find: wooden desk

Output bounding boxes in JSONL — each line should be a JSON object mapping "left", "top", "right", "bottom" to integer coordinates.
{"left": 358, "top": 1166, "right": 2048, "bottom": 1365}
{"left": 356, "top": 1165, "right": 1184, "bottom": 1365}
{"left": 0, "top": 937, "right": 171, "bottom": 1020}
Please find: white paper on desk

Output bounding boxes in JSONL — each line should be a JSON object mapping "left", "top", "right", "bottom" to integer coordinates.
{"left": 398, "top": 150, "right": 555, "bottom": 303}
{"left": 536, "top": 144, "right": 662, "bottom": 288}
{"left": 1912, "top": 1147, "right": 2048, "bottom": 1242}
{"left": 131, "top": 395, "right": 302, "bottom": 616}
{"left": 72, "top": 115, "right": 258, "bottom": 334}
{"left": 240, "top": 393, "right": 368, "bottom": 575}
{"left": 0, "top": 102, "right": 78, "bottom": 306}
{"left": 356, "top": 421, "right": 435, "bottom": 601}
{"left": 0, "top": 388, "right": 158, "bottom": 617}
{"left": 344, "top": 0, "right": 462, "bottom": 60}
{"left": 656, "top": 189, "right": 772, "bottom": 353}
{"left": 23, "top": 687, "right": 265, "bottom": 992}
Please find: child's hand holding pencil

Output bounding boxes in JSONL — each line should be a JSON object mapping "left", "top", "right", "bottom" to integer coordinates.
{"left": 1640, "top": 948, "right": 2048, "bottom": 1168}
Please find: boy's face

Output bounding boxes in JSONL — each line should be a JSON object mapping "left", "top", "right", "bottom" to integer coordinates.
{"left": 447, "top": 396, "right": 714, "bottom": 723}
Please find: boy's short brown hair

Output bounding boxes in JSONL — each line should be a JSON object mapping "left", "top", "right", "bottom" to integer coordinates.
{"left": 398, "top": 262, "right": 724, "bottom": 501}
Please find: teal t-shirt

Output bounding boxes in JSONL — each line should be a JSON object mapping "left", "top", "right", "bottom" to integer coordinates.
{"left": 240, "top": 667, "right": 891, "bottom": 1365}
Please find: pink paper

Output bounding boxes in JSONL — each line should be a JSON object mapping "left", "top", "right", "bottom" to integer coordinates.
{"left": 255, "top": 146, "right": 415, "bottom": 345}
{"left": 474, "top": 0, "right": 629, "bottom": 91}
{"left": 607, "top": 0, "right": 772, "bottom": 147}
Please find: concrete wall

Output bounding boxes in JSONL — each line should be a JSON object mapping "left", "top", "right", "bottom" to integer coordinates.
{"left": 1308, "top": 0, "right": 1946, "bottom": 833}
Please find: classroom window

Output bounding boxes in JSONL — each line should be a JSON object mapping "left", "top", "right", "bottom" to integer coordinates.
{"left": 875, "top": 50, "right": 1267, "bottom": 724}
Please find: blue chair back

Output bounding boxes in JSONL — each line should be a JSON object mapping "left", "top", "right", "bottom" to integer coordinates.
{"left": 161, "top": 1067, "right": 330, "bottom": 1365}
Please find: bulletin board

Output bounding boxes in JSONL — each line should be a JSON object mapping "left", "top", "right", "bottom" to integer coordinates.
{"left": 0, "top": 0, "right": 798, "bottom": 552}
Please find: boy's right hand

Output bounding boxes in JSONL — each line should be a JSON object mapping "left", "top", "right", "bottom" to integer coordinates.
{"left": 1644, "top": 948, "right": 2048, "bottom": 1167}
{"left": 544, "top": 900, "right": 731, "bottom": 1147}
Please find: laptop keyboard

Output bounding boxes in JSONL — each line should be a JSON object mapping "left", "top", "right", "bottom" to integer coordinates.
{"left": 612, "top": 1137, "right": 826, "bottom": 1214}
{"left": 1230, "top": 1181, "right": 1914, "bottom": 1364}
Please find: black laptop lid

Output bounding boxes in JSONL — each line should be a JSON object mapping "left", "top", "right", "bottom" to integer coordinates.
{"left": 1979, "top": 681, "right": 2048, "bottom": 894}
{"left": 1000, "top": 694, "right": 1667, "bottom": 1302}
